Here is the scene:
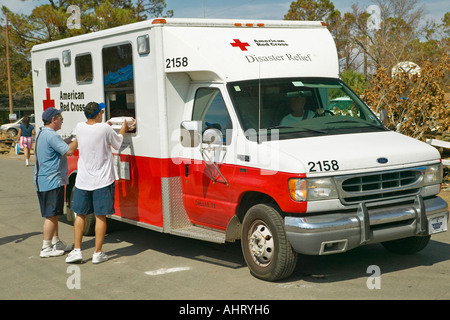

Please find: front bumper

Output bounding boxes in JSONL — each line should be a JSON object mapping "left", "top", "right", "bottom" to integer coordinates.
{"left": 285, "top": 195, "right": 448, "bottom": 255}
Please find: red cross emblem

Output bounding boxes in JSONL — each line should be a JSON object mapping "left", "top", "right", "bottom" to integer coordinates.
{"left": 43, "top": 88, "right": 55, "bottom": 111}
{"left": 231, "top": 39, "right": 250, "bottom": 51}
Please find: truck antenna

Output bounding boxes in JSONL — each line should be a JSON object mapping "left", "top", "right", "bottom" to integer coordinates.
{"left": 258, "top": 62, "right": 261, "bottom": 144}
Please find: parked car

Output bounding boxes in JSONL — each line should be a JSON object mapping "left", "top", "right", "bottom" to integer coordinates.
{"left": 0, "top": 114, "right": 35, "bottom": 138}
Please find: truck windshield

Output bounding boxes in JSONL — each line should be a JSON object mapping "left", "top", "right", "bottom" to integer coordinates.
{"left": 228, "top": 78, "right": 386, "bottom": 140}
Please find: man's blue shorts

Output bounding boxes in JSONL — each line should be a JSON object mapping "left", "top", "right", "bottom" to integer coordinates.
{"left": 37, "top": 186, "right": 65, "bottom": 218}
{"left": 71, "top": 183, "right": 115, "bottom": 216}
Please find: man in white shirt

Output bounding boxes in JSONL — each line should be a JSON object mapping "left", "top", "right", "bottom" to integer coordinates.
{"left": 66, "top": 102, "right": 135, "bottom": 264}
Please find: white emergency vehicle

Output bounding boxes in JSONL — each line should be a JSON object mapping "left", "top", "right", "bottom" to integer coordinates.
{"left": 31, "top": 18, "right": 448, "bottom": 281}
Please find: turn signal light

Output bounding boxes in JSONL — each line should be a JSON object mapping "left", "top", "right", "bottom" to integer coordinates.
{"left": 288, "top": 179, "right": 307, "bottom": 201}
{"left": 152, "top": 19, "right": 167, "bottom": 24}
{"left": 234, "top": 22, "right": 265, "bottom": 27}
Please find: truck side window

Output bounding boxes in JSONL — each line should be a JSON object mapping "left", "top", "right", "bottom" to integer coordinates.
{"left": 102, "top": 43, "right": 135, "bottom": 122}
{"left": 192, "top": 88, "right": 232, "bottom": 145}
{"left": 46, "top": 59, "right": 61, "bottom": 86}
{"left": 75, "top": 53, "right": 93, "bottom": 84}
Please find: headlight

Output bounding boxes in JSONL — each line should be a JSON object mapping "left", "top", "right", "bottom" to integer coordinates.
{"left": 288, "top": 178, "right": 338, "bottom": 201}
{"left": 424, "top": 163, "right": 442, "bottom": 185}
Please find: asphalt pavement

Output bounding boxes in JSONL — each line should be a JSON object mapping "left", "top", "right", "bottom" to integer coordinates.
{"left": 0, "top": 153, "right": 449, "bottom": 301}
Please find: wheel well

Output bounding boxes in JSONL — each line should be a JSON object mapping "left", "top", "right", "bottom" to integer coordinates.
{"left": 236, "top": 191, "right": 278, "bottom": 223}
{"left": 65, "top": 172, "right": 77, "bottom": 204}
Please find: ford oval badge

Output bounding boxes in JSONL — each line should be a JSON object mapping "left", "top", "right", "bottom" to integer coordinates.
{"left": 377, "top": 157, "right": 388, "bottom": 164}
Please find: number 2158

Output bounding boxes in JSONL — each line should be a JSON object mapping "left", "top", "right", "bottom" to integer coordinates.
{"left": 308, "top": 160, "right": 339, "bottom": 172}
{"left": 166, "top": 57, "right": 188, "bottom": 68}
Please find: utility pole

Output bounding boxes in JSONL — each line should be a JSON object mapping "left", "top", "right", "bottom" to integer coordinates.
{"left": 5, "top": 12, "right": 14, "bottom": 122}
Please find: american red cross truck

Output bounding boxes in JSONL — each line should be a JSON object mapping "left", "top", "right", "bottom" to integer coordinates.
{"left": 31, "top": 18, "right": 448, "bottom": 281}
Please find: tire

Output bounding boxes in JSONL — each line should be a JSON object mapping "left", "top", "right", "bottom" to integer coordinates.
{"left": 67, "top": 185, "right": 95, "bottom": 236}
{"left": 66, "top": 186, "right": 76, "bottom": 222}
{"left": 83, "top": 214, "right": 96, "bottom": 236}
{"left": 381, "top": 235, "right": 431, "bottom": 254}
{"left": 241, "top": 204, "right": 298, "bottom": 281}
{"left": 7, "top": 128, "right": 17, "bottom": 138}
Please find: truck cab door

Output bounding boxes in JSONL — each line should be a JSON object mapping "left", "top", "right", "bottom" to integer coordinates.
{"left": 179, "top": 84, "right": 237, "bottom": 229}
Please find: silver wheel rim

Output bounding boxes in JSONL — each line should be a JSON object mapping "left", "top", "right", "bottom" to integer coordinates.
{"left": 248, "top": 220, "right": 274, "bottom": 267}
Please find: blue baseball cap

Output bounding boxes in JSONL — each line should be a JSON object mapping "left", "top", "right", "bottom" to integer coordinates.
{"left": 42, "top": 107, "right": 63, "bottom": 122}
{"left": 85, "top": 102, "right": 106, "bottom": 118}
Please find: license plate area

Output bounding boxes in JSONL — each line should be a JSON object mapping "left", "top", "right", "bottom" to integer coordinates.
{"left": 428, "top": 215, "right": 448, "bottom": 235}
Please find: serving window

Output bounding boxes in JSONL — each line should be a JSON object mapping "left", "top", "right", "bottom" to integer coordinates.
{"left": 102, "top": 43, "right": 135, "bottom": 120}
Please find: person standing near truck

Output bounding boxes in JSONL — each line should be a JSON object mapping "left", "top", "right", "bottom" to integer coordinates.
{"left": 66, "top": 102, "right": 135, "bottom": 264}
{"left": 35, "top": 107, "right": 78, "bottom": 258}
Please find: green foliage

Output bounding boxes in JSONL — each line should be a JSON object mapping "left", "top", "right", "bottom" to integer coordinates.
{"left": 284, "top": 0, "right": 338, "bottom": 22}
{"left": 340, "top": 69, "right": 367, "bottom": 95}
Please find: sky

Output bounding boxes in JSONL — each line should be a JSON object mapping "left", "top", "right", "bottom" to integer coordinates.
{"left": 0, "top": 0, "right": 447, "bottom": 23}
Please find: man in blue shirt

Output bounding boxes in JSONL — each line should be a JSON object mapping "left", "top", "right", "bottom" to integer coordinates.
{"left": 35, "top": 107, "right": 77, "bottom": 258}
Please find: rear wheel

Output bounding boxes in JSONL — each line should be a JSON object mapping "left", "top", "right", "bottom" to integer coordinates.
{"left": 241, "top": 204, "right": 297, "bottom": 281}
{"left": 83, "top": 214, "right": 96, "bottom": 236}
{"left": 67, "top": 186, "right": 95, "bottom": 236}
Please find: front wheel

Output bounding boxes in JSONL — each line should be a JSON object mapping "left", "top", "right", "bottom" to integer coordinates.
{"left": 241, "top": 204, "right": 298, "bottom": 281}
{"left": 381, "top": 235, "right": 431, "bottom": 254}
{"left": 7, "top": 128, "right": 18, "bottom": 138}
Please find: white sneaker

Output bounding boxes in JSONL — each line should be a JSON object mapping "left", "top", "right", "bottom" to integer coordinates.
{"left": 92, "top": 251, "right": 108, "bottom": 264}
{"left": 40, "top": 245, "right": 64, "bottom": 258}
{"left": 65, "top": 250, "right": 83, "bottom": 263}
{"left": 53, "top": 240, "right": 73, "bottom": 252}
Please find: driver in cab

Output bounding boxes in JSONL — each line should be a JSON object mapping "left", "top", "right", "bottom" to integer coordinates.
{"left": 280, "top": 96, "right": 311, "bottom": 126}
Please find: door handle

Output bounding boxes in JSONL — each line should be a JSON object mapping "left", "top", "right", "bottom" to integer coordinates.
{"left": 184, "top": 164, "right": 189, "bottom": 177}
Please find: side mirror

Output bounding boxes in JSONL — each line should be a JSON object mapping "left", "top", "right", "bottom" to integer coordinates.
{"left": 180, "top": 121, "right": 201, "bottom": 148}
{"left": 379, "top": 109, "right": 388, "bottom": 126}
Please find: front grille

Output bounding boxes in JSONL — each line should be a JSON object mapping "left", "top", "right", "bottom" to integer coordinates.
{"left": 338, "top": 169, "right": 423, "bottom": 204}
